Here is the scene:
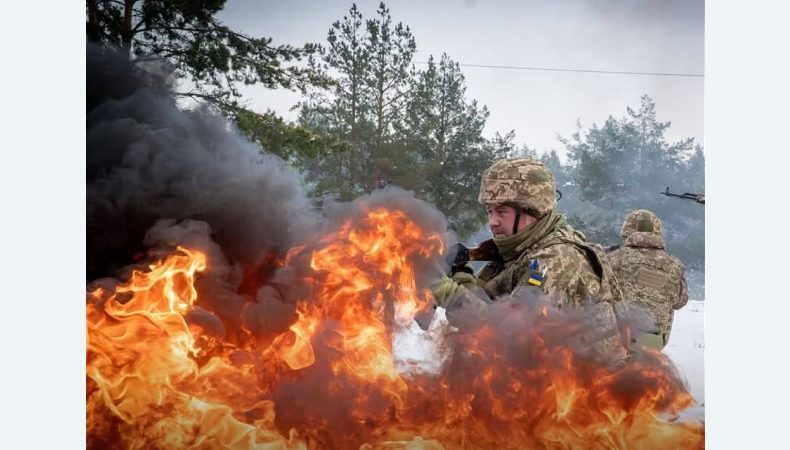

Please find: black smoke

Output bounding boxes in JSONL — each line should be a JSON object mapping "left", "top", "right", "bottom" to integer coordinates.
{"left": 86, "top": 43, "right": 454, "bottom": 343}
{"left": 87, "top": 43, "right": 316, "bottom": 280}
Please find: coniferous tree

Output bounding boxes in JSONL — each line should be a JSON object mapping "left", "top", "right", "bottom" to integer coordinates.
{"left": 87, "top": 0, "right": 341, "bottom": 162}
{"left": 297, "top": 3, "right": 376, "bottom": 199}
{"left": 399, "top": 54, "right": 509, "bottom": 236}
{"left": 295, "top": 4, "right": 517, "bottom": 238}
{"left": 364, "top": 2, "right": 416, "bottom": 191}
{"left": 560, "top": 96, "right": 704, "bottom": 271}
{"left": 86, "top": 0, "right": 328, "bottom": 110}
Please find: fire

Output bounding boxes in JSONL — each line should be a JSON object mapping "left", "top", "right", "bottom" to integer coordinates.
{"left": 87, "top": 207, "right": 704, "bottom": 449}
{"left": 87, "top": 247, "right": 295, "bottom": 448}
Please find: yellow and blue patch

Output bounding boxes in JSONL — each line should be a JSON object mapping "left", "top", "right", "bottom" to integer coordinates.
{"left": 527, "top": 259, "right": 547, "bottom": 286}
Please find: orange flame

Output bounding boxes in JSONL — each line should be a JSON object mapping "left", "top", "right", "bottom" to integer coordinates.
{"left": 87, "top": 247, "right": 298, "bottom": 449}
{"left": 87, "top": 208, "right": 703, "bottom": 449}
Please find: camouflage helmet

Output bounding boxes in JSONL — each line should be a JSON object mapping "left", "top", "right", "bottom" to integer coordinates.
{"left": 621, "top": 209, "right": 663, "bottom": 239}
{"left": 478, "top": 158, "right": 556, "bottom": 216}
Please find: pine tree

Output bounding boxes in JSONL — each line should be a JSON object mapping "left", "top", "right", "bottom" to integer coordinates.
{"left": 560, "top": 96, "right": 704, "bottom": 269}
{"left": 86, "top": 0, "right": 328, "bottom": 111}
{"left": 399, "top": 54, "right": 508, "bottom": 236}
{"left": 298, "top": 3, "right": 374, "bottom": 199}
{"left": 364, "top": 2, "right": 416, "bottom": 191}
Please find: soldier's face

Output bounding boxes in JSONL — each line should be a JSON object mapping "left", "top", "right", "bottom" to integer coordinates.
{"left": 486, "top": 205, "right": 537, "bottom": 238}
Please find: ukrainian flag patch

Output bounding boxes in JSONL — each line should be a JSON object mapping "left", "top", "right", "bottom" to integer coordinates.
{"left": 527, "top": 259, "right": 547, "bottom": 286}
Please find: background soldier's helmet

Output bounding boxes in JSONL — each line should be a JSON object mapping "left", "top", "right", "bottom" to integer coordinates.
{"left": 621, "top": 209, "right": 663, "bottom": 239}
{"left": 478, "top": 158, "right": 557, "bottom": 216}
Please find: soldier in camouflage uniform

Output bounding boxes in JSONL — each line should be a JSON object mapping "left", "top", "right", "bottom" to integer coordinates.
{"left": 432, "top": 158, "right": 627, "bottom": 360}
{"left": 607, "top": 209, "right": 688, "bottom": 349}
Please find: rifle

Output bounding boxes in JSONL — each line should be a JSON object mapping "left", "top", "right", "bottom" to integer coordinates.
{"left": 446, "top": 240, "right": 503, "bottom": 275}
{"left": 661, "top": 186, "right": 705, "bottom": 205}
{"left": 415, "top": 240, "right": 504, "bottom": 330}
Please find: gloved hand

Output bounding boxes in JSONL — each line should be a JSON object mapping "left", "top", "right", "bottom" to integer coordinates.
{"left": 430, "top": 272, "right": 477, "bottom": 308}
{"left": 452, "top": 271, "right": 477, "bottom": 286}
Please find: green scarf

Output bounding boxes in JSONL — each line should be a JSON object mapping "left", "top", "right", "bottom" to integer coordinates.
{"left": 493, "top": 210, "right": 563, "bottom": 262}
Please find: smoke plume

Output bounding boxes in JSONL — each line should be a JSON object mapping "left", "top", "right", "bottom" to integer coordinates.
{"left": 87, "top": 44, "right": 316, "bottom": 280}
{"left": 86, "top": 43, "right": 454, "bottom": 342}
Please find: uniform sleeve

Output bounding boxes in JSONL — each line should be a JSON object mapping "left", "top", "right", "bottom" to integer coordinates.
{"left": 516, "top": 246, "right": 595, "bottom": 308}
{"left": 674, "top": 265, "right": 689, "bottom": 310}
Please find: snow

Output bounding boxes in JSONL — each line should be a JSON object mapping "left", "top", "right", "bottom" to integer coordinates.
{"left": 664, "top": 300, "right": 705, "bottom": 405}
{"left": 392, "top": 308, "right": 453, "bottom": 375}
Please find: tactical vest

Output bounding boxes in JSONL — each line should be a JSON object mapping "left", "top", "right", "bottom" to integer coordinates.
{"left": 608, "top": 244, "right": 685, "bottom": 340}
{"left": 475, "top": 225, "right": 627, "bottom": 360}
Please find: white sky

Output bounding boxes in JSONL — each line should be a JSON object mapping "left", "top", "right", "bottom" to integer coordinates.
{"left": 218, "top": 0, "right": 704, "bottom": 158}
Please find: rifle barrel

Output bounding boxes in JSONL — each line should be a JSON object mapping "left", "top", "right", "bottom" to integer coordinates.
{"left": 660, "top": 188, "right": 705, "bottom": 204}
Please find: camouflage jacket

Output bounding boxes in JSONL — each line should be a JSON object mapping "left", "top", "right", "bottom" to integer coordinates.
{"left": 473, "top": 214, "right": 626, "bottom": 358}
{"left": 607, "top": 231, "right": 688, "bottom": 345}
{"left": 477, "top": 233, "right": 620, "bottom": 306}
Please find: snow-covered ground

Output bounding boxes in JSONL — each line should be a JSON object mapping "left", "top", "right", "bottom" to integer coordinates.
{"left": 664, "top": 299, "right": 705, "bottom": 405}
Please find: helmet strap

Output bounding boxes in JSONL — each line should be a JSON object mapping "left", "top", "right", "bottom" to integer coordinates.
{"left": 512, "top": 210, "right": 522, "bottom": 235}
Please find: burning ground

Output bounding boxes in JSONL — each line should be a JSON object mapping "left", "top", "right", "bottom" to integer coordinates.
{"left": 86, "top": 46, "right": 704, "bottom": 449}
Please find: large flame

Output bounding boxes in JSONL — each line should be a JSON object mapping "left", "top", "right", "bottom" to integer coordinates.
{"left": 87, "top": 207, "right": 703, "bottom": 449}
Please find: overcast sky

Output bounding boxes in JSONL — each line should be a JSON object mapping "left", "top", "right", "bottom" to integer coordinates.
{"left": 218, "top": 0, "right": 704, "bottom": 158}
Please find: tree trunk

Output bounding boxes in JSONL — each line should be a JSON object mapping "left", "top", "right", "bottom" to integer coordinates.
{"left": 86, "top": 0, "right": 102, "bottom": 42}
{"left": 121, "top": 0, "right": 136, "bottom": 57}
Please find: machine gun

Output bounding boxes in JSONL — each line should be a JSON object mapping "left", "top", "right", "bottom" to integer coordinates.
{"left": 661, "top": 186, "right": 705, "bottom": 205}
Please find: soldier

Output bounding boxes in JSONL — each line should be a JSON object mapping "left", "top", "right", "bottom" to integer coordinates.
{"left": 607, "top": 210, "right": 688, "bottom": 349}
{"left": 431, "top": 157, "right": 627, "bottom": 359}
